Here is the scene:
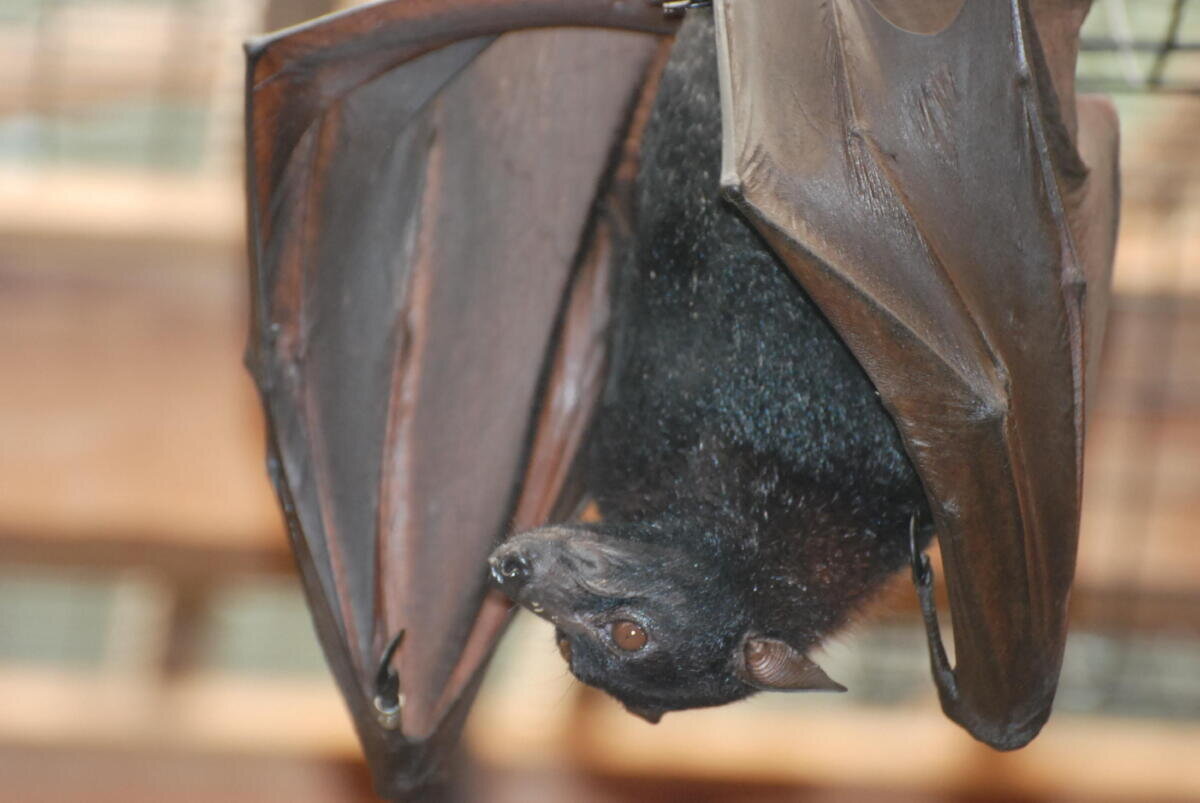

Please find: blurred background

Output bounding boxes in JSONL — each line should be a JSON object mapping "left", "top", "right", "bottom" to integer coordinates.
{"left": 1, "top": 1, "right": 1198, "bottom": 801}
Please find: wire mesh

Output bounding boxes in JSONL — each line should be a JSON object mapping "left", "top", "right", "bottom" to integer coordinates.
{"left": 1079, "top": 0, "right": 1200, "bottom": 92}
{"left": 0, "top": 0, "right": 263, "bottom": 174}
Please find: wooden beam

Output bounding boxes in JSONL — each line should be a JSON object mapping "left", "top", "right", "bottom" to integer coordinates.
{"left": 466, "top": 619, "right": 1200, "bottom": 801}
{"left": 0, "top": 668, "right": 358, "bottom": 758}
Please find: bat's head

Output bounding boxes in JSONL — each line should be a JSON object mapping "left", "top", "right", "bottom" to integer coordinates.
{"left": 488, "top": 525, "right": 844, "bottom": 723}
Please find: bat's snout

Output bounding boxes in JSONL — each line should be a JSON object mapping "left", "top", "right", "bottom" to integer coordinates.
{"left": 488, "top": 529, "right": 586, "bottom": 613}
{"left": 489, "top": 549, "right": 532, "bottom": 589}
{"left": 488, "top": 537, "right": 554, "bottom": 600}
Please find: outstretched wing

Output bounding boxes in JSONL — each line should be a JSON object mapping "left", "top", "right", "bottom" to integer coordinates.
{"left": 714, "top": 0, "right": 1117, "bottom": 749}
{"left": 245, "top": 0, "right": 669, "bottom": 793}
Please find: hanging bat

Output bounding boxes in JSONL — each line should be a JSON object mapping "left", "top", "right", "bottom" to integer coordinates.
{"left": 488, "top": 11, "right": 931, "bottom": 724}
{"left": 244, "top": 0, "right": 1118, "bottom": 796}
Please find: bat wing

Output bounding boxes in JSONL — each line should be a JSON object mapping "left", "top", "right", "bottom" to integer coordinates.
{"left": 714, "top": 0, "right": 1117, "bottom": 749}
{"left": 245, "top": 1, "right": 669, "bottom": 793}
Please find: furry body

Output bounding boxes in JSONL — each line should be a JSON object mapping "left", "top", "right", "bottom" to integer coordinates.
{"left": 490, "top": 12, "right": 930, "bottom": 720}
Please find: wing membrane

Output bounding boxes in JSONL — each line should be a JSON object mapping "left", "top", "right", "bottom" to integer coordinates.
{"left": 715, "top": 0, "right": 1117, "bottom": 748}
{"left": 246, "top": 1, "right": 668, "bottom": 793}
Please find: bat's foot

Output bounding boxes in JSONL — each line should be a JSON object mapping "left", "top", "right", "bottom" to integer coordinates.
{"left": 909, "top": 515, "right": 959, "bottom": 702}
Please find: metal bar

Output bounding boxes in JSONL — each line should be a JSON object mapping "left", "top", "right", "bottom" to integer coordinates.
{"left": 1147, "top": 0, "right": 1189, "bottom": 88}
{"left": 1077, "top": 80, "right": 1200, "bottom": 93}
{"left": 1081, "top": 37, "right": 1200, "bottom": 51}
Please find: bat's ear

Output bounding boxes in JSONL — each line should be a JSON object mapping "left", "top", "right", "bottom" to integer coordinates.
{"left": 736, "top": 636, "right": 847, "bottom": 693}
{"left": 623, "top": 702, "right": 666, "bottom": 724}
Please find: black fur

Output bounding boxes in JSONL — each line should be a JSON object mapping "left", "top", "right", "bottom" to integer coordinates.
{"left": 490, "top": 11, "right": 930, "bottom": 721}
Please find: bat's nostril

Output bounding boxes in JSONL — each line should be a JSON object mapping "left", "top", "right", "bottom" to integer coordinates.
{"left": 499, "top": 553, "right": 531, "bottom": 584}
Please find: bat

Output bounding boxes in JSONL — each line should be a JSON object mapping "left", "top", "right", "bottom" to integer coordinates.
{"left": 489, "top": 11, "right": 932, "bottom": 725}
{"left": 244, "top": 0, "right": 1118, "bottom": 796}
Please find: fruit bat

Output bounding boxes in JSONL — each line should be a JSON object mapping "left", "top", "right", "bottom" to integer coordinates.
{"left": 488, "top": 10, "right": 931, "bottom": 725}
{"left": 244, "top": 0, "right": 1118, "bottom": 797}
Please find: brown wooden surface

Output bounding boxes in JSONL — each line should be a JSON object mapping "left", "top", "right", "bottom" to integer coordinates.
{"left": 0, "top": 245, "right": 283, "bottom": 558}
{"left": 464, "top": 614, "right": 1200, "bottom": 803}
{"left": 0, "top": 747, "right": 375, "bottom": 803}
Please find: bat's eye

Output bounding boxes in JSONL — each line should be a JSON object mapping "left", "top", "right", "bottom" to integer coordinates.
{"left": 611, "top": 620, "right": 648, "bottom": 651}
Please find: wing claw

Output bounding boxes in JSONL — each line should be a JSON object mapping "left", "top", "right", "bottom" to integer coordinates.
{"left": 373, "top": 629, "right": 407, "bottom": 732}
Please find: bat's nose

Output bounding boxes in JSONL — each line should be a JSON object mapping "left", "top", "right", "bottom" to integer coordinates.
{"left": 498, "top": 553, "right": 531, "bottom": 583}
{"left": 488, "top": 545, "right": 534, "bottom": 590}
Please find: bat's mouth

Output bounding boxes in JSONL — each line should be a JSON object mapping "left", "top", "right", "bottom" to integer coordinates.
{"left": 487, "top": 558, "right": 563, "bottom": 626}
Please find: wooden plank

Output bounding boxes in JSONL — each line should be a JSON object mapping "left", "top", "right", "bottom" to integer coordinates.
{"left": 465, "top": 617, "right": 1200, "bottom": 802}
{"left": 0, "top": 170, "right": 242, "bottom": 248}
{"left": 0, "top": 668, "right": 357, "bottom": 758}
{"left": 0, "top": 255, "right": 285, "bottom": 554}
{"left": 0, "top": 746, "right": 373, "bottom": 803}
{"left": 560, "top": 697, "right": 1200, "bottom": 802}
